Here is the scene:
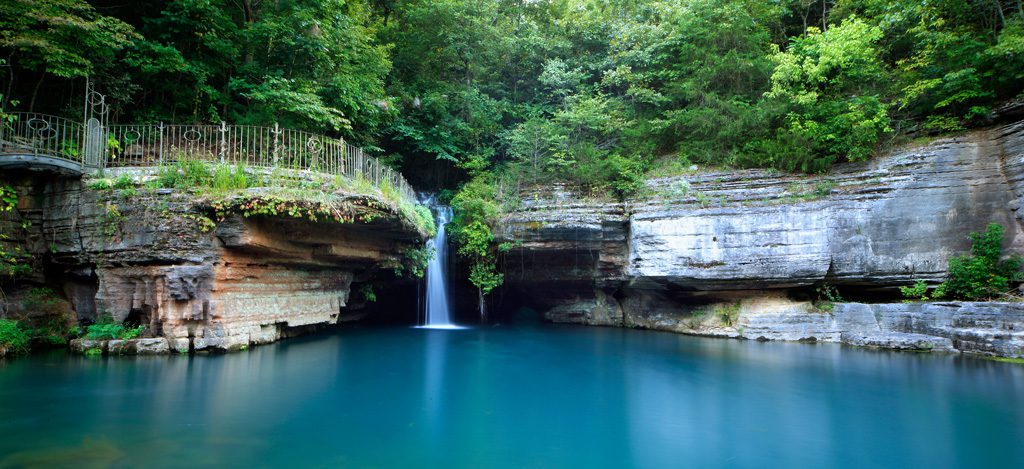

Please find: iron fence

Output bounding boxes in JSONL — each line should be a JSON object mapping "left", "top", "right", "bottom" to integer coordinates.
{"left": 0, "top": 113, "right": 85, "bottom": 164}
{"left": 0, "top": 113, "right": 416, "bottom": 205}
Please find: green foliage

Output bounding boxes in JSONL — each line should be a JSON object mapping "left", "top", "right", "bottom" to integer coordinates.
{"left": 814, "top": 284, "right": 844, "bottom": 311}
{"left": 398, "top": 246, "right": 434, "bottom": 279}
{"left": 813, "top": 180, "right": 837, "bottom": 197}
{"left": 716, "top": 302, "right": 742, "bottom": 327}
{"left": 100, "top": 203, "right": 124, "bottom": 239}
{"left": 0, "top": 183, "right": 16, "bottom": 212}
{"left": 449, "top": 176, "right": 506, "bottom": 307}
{"left": 411, "top": 204, "right": 437, "bottom": 237}
{"left": 112, "top": 175, "right": 135, "bottom": 190}
{"left": 767, "top": 17, "right": 892, "bottom": 171}
{"left": 181, "top": 214, "right": 216, "bottom": 233}
{"left": 1, "top": 183, "right": 32, "bottom": 279}
{"left": 120, "top": 325, "right": 145, "bottom": 340}
{"left": 0, "top": 319, "right": 30, "bottom": 355}
{"left": 935, "top": 223, "right": 1022, "bottom": 300}
{"left": 88, "top": 179, "right": 113, "bottom": 191}
{"left": 468, "top": 262, "right": 504, "bottom": 297}
{"left": 0, "top": 0, "right": 135, "bottom": 79}
{"left": 900, "top": 280, "right": 931, "bottom": 301}
{"left": 156, "top": 159, "right": 214, "bottom": 189}
{"left": 7, "top": 0, "right": 1024, "bottom": 294}
{"left": 211, "top": 163, "right": 250, "bottom": 192}
{"left": 359, "top": 284, "right": 377, "bottom": 303}
{"left": 84, "top": 314, "right": 144, "bottom": 340}
{"left": 684, "top": 308, "right": 710, "bottom": 330}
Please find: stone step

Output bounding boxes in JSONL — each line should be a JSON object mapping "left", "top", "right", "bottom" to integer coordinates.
{"left": 840, "top": 331, "right": 955, "bottom": 352}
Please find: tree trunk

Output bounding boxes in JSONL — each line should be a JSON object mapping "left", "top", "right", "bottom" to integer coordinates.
{"left": 478, "top": 289, "right": 488, "bottom": 324}
{"left": 243, "top": 0, "right": 258, "bottom": 65}
{"left": 28, "top": 73, "right": 44, "bottom": 113}
{"left": 822, "top": 0, "right": 828, "bottom": 31}
{"left": 2, "top": 52, "right": 14, "bottom": 109}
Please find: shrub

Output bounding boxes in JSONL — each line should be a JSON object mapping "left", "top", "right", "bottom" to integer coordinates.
{"left": 0, "top": 319, "right": 31, "bottom": 355}
{"left": 84, "top": 314, "right": 146, "bottom": 340}
{"left": 112, "top": 175, "right": 135, "bottom": 190}
{"left": 211, "top": 163, "right": 249, "bottom": 191}
{"left": 936, "top": 223, "right": 1022, "bottom": 300}
{"left": 88, "top": 179, "right": 112, "bottom": 191}
{"left": 900, "top": 280, "right": 931, "bottom": 301}
{"left": 120, "top": 325, "right": 145, "bottom": 340}
{"left": 157, "top": 158, "right": 213, "bottom": 189}
{"left": 84, "top": 322, "right": 124, "bottom": 340}
{"left": 716, "top": 302, "right": 741, "bottom": 327}
{"left": 814, "top": 284, "right": 844, "bottom": 311}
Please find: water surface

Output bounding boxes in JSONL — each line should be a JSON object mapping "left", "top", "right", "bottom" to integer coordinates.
{"left": 1, "top": 323, "right": 1022, "bottom": 467}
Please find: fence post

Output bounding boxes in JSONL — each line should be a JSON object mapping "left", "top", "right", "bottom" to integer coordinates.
{"left": 219, "top": 121, "right": 227, "bottom": 164}
{"left": 158, "top": 122, "right": 165, "bottom": 165}
{"left": 272, "top": 122, "right": 280, "bottom": 166}
{"left": 356, "top": 148, "right": 364, "bottom": 178}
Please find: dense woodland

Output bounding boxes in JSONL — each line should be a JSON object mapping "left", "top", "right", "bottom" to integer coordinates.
{"left": 2, "top": 0, "right": 1023, "bottom": 302}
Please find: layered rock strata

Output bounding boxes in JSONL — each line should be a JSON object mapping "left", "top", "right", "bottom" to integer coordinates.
{"left": 2, "top": 172, "right": 426, "bottom": 352}
{"left": 498, "top": 121, "right": 1024, "bottom": 357}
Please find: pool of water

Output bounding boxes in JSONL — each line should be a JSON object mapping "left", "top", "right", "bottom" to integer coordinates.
{"left": 1, "top": 323, "right": 1022, "bottom": 467}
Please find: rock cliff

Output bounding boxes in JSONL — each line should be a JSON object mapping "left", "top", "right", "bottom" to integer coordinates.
{"left": 1, "top": 172, "right": 426, "bottom": 352}
{"left": 497, "top": 121, "right": 1024, "bottom": 357}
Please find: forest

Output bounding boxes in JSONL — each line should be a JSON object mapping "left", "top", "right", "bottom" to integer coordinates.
{"left": 2, "top": 0, "right": 1023, "bottom": 298}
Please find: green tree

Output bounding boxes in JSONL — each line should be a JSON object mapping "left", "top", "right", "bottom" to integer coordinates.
{"left": 767, "top": 17, "right": 893, "bottom": 171}
{"left": 448, "top": 176, "right": 503, "bottom": 321}
{"left": 0, "top": 0, "right": 135, "bottom": 109}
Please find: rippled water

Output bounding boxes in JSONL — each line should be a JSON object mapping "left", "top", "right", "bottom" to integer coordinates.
{"left": 1, "top": 323, "right": 1022, "bottom": 467}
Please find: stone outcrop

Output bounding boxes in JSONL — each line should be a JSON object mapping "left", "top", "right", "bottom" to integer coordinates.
{"left": 2, "top": 171, "right": 427, "bottom": 353}
{"left": 498, "top": 120, "right": 1024, "bottom": 357}
{"left": 620, "top": 293, "right": 1022, "bottom": 357}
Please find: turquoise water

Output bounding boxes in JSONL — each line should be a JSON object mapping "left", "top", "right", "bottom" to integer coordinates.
{"left": 1, "top": 323, "right": 1022, "bottom": 468}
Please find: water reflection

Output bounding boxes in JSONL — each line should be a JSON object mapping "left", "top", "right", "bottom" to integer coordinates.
{"left": 0, "top": 324, "right": 1022, "bottom": 467}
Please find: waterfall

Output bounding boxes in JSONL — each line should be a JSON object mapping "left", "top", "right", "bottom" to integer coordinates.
{"left": 418, "top": 197, "right": 462, "bottom": 329}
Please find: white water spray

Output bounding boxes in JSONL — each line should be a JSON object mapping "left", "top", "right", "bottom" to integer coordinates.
{"left": 418, "top": 197, "right": 462, "bottom": 329}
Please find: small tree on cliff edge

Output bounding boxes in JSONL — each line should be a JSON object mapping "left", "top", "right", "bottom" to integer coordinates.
{"left": 449, "top": 177, "right": 504, "bottom": 323}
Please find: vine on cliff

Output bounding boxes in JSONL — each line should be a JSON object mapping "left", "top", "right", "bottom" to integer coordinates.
{"left": 0, "top": 183, "right": 32, "bottom": 281}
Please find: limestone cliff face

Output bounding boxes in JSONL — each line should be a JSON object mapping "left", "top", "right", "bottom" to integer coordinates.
{"left": 498, "top": 121, "right": 1024, "bottom": 357}
{"left": 3, "top": 175, "right": 426, "bottom": 352}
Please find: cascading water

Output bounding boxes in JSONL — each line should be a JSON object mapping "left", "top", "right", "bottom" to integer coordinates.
{"left": 418, "top": 197, "right": 462, "bottom": 329}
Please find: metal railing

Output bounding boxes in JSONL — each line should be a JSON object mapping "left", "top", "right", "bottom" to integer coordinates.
{"left": 0, "top": 113, "right": 416, "bottom": 205}
{"left": 0, "top": 113, "right": 85, "bottom": 164}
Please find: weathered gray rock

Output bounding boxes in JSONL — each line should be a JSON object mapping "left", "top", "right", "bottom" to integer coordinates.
{"left": 69, "top": 339, "right": 106, "bottom": 354}
{"left": 192, "top": 337, "right": 225, "bottom": 352}
{"left": 625, "top": 297, "right": 1022, "bottom": 356}
{"left": 499, "top": 121, "right": 1024, "bottom": 357}
{"left": 627, "top": 123, "right": 1024, "bottom": 290}
{"left": 169, "top": 338, "right": 190, "bottom": 353}
{"left": 74, "top": 338, "right": 171, "bottom": 355}
{"left": 133, "top": 338, "right": 170, "bottom": 355}
{"left": 835, "top": 302, "right": 1024, "bottom": 357}
{"left": 106, "top": 340, "right": 128, "bottom": 355}
{"left": 545, "top": 290, "right": 623, "bottom": 326}
{"left": 839, "top": 332, "right": 956, "bottom": 352}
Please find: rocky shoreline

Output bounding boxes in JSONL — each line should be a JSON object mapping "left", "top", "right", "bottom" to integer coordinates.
{"left": 618, "top": 298, "right": 1024, "bottom": 358}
